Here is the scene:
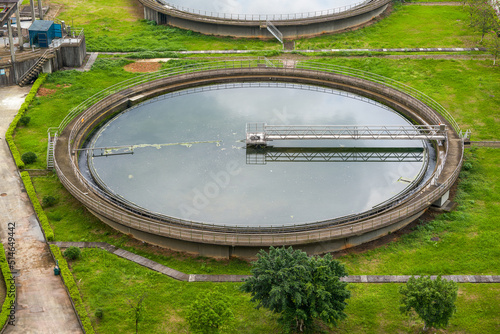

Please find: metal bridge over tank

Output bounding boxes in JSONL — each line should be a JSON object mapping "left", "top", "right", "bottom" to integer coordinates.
{"left": 246, "top": 146, "right": 426, "bottom": 165}
{"left": 246, "top": 123, "right": 447, "bottom": 146}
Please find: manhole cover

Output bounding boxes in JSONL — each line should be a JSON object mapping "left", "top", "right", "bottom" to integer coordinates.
{"left": 0, "top": 193, "right": 7, "bottom": 197}
{"left": 431, "top": 237, "right": 440, "bottom": 241}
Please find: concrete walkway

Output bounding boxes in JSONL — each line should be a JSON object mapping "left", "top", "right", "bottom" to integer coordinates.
{"left": 0, "top": 86, "right": 83, "bottom": 334}
{"left": 470, "top": 141, "right": 500, "bottom": 148}
{"left": 50, "top": 242, "right": 500, "bottom": 284}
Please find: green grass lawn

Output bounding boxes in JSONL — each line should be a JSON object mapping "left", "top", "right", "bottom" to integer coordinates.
{"left": 296, "top": 5, "right": 479, "bottom": 50}
{"left": 70, "top": 248, "right": 500, "bottom": 333}
{"left": 50, "top": 0, "right": 280, "bottom": 52}
{"left": 49, "top": 0, "right": 479, "bottom": 52}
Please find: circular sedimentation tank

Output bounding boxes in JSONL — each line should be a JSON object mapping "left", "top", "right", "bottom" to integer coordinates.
{"left": 54, "top": 60, "right": 464, "bottom": 258}
{"left": 140, "top": 0, "right": 392, "bottom": 39}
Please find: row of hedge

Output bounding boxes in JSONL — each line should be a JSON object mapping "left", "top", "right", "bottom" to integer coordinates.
{"left": 5, "top": 73, "right": 47, "bottom": 169}
{"left": 50, "top": 245, "right": 95, "bottom": 334}
{"left": 20, "top": 171, "right": 55, "bottom": 241}
{"left": 7, "top": 74, "right": 95, "bottom": 333}
{"left": 0, "top": 243, "right": 15, "bottom": 330}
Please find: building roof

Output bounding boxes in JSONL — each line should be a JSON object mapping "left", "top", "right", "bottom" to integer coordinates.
{"left": 28, "top": 20, "right": 54, "bottom": 32}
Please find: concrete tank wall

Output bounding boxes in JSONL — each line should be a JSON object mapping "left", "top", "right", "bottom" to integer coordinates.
{"left": 142, "top": 0, "right": 390, "bottom": 39}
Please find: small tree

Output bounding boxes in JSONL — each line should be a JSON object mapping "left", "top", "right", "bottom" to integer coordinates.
{"left": 485, "top": 30, "right": 500, "bottom": 65}
{"left": 464, "top": 0, "right": 499, "bottom": 42}
{"left": 186, "top": 289, "right": 235, "bottom": 334}
{"left": 21, "top": 152, "right": 37, "bottom": 165}
{"left": 127, "top": 292, "right": 148, "bottom": 334}
{"left": 399, "top": 275, "right": 458, "bottom": 331}
{"left": 241, "top": 246, "right": 350, "bottom": 333}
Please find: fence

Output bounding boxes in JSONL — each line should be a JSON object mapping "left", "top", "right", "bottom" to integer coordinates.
{"left": 52, "top": 58, "right": 464, "bottom": 245}
{"left": 155, "top": 0, "right": 375, "bottom": 21}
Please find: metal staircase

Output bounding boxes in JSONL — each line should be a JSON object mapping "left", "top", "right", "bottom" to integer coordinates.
{"left": 18, "top": 49, "right": 54, "bottom": 86}
{"left": 265, "top": 21, "right": 283, "bottom": 45}
{"left": 46, "top": 130, "right": 57, "bottom": 170}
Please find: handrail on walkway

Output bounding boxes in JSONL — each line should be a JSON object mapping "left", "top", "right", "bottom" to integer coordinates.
{"left": 48, "top": 58, "right": 466, "bottom": 242}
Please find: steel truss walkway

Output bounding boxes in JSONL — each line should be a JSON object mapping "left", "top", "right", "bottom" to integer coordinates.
{"left": 246, "top": 147, "right": 425, "bottom": 165}
{"left": 246, "top": 123, "right": 447, "bottom": 146}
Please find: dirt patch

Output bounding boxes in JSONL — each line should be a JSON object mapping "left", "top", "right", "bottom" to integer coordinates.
{"left": 37, "top": 87, "right": 57, "bottom": 97}
{"left": 124, "top": 62, "right": 162, "bottom": 73}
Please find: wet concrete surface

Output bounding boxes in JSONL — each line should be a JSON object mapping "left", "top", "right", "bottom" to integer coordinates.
{"left": 0, "top": 85, "right": 83, "bottom": 334}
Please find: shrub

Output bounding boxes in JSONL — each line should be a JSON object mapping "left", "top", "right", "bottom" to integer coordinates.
{"left": 95, "top": 308, "right": 104, "bottom": 319}
{"left": 19, "top": 116, "right": 31, "bottom": 126}
{"left": 42, "top": 195, "right": 57, "bottom": 208}
{"left": 63, "top": 246, "right": 82, "bottom": 260}
{"left": 21, "top": 152, "right": 37, "bottom": 165}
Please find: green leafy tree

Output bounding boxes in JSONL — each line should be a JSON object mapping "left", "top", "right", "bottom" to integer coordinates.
{"left": 241, "top": 246, "right": 350, "bottom": 333}
{"left": 186, "top": 289, "right": 235, "bottom": 334}
{"left": 485, "top": 30, "right": 500, "bottom": 65}
{"left": 464, "top": 0, "right": 499, "bottom": 41}
{"left": 399, "top": 275, "right": 458, "bottom": 331}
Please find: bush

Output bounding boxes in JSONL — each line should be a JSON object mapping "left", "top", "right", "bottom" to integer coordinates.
{"left": 95, "top": 308, "right": 104, "bottom": 319}
{"left": 19, "top": 116, "right": 31, "bottom": 126}
{"left": 63, "top": 246, "right": 82, "bottom": 260}
{"left": 42, "top": 195, "right": 57, "bottom": 208}
{"left": 21, "top": 152, "right": 37, "bottom": 165}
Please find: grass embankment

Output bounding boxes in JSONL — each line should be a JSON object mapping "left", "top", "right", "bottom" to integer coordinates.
{"left": 296, "top": 5, "right": 479, "bottom": 50}
{"left": 50, "top": 0, "right": 280, "bottom": 51}
{"left": 50, "top": 0, "right": 479, "bottom": 52}
{"left": 70, "top": 248, "right": 499, "bottom": 333}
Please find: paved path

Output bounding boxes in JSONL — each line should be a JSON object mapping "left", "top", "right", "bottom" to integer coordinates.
{"left": 50, "top": 242, "right": 500, "bottom": 284}
{"left": 77, "top": 52, "right": 98, "bottom": 72}
{"left": 0, "top": 86, "right": 83, "bottom": 334}
{"left": 470, "top": 141, "right": 500, "bottom": 148}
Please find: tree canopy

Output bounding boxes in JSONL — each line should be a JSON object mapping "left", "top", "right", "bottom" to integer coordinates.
{"left": 399, "top": 275, "right": 458, "bottom": 330}
{"left": 240, "top": 246, "right": 350, "bottom": 332}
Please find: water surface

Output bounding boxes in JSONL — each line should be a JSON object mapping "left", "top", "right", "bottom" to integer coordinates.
{"left": 83, "top": 83, "right": 427, "bottom": 227}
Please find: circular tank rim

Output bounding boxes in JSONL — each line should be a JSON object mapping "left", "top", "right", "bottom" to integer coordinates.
{"left": 139, "top": 0, "right": 392, "bottom": 39}
{"left": 151, "top": 0, "right": 375, "bottom": 21}
{"left": 83, "top": 81, "right": 433, "bottom": 229}
{"left": 53, "top": 62, "right": 464, "bottom": 254}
